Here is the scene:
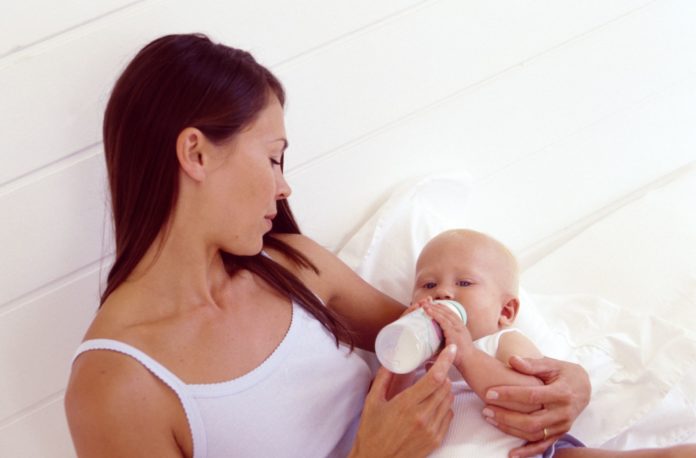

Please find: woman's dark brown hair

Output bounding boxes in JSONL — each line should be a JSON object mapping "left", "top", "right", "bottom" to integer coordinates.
{"left": 102, "top": 33, "right": 353, "bottom": 347}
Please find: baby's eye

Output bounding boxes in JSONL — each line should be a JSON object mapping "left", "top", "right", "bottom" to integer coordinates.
{"left": 457, "top": 280, "right": 473, "bottom": 287}
{"left": 270, "top": 158, "right": 282, "bottom": 166}
{"left": 423, "top": 282, "right": 437, "bottom": 289}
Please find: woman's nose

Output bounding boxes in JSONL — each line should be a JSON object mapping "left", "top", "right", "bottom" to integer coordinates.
{"left": 276, "top": 172, "right": 292, "bottom": 200}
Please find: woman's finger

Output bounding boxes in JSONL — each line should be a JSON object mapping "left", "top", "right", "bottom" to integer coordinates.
{"left": 485, "top": 411, "right": 567, "bottom": 443}
{"left": 422, "top": 381, "right": 454, "bottom": 446}
{"left": 485, "top": 381, "right": 572, "bottom": 408}
{"left": 421, "top": 378, "right": 452, "bottom": 414}
{"left": 483, "top": 404, "right": 572, "bottom": 438}
{"left": 368, "top": 366, "right": 395, "bottom": 403}
{"left": 433, "top": 401, "right": 455, "bottom": 444}
{"left": 507, "top": 436, "right": 558, "bottom": 458}
{"left": 506, "top": 355, "right": 561, "bottom": 379}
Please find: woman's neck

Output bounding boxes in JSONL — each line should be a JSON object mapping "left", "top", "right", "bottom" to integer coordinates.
{"left": 123, "top": 225, "right": 231, "bottom": 313}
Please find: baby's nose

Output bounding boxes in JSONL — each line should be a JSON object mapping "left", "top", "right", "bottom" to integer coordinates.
{"left": 433, "top": 288, "right": 454, "bottom": 300}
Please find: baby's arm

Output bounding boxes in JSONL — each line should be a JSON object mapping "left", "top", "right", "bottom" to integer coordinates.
{"left": 425, "top": 302, "right": 543, "bottom": 413}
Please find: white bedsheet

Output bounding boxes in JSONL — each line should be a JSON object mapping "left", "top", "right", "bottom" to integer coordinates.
{"left": 522, "top": 161, "right": 696, "bottom": 448}
{"left": 337, "top": 165, "right": 696, "bottom": 450}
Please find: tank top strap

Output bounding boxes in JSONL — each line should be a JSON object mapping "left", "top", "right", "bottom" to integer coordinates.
{"left": 72, "top": 338, "right": 208, "bottom": 458}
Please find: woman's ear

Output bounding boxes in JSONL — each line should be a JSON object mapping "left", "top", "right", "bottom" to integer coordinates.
{"left": 498, "top": 297, "right": 519, "bottom": 327}
{"left": 176, "top": 127, "right": 207, "bottom": 182}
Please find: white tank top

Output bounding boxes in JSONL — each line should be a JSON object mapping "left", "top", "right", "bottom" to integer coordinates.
{"left": 73, "top": 301, "right": 372, "bottom": 458}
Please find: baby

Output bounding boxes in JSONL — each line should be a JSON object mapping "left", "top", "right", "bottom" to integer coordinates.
{"left": 411, "top": 229, "right": 696, "bottom": 458}
{"left": 412, "top": 229, "right": 551, "bottom": 457}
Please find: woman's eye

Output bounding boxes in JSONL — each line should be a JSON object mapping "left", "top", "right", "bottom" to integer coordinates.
{"left": 270, "top": 158, "right": 282, "bottom": 166}
{"left": 457, "top": 280, "right": 472, "bottom": 287}
{"left": 424, "top": 282, "right": 436, "bottom": 289}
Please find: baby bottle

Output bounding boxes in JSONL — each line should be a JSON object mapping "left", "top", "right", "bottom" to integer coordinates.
{"left": 375, "top": 299, "right": 467, "bottom": 374}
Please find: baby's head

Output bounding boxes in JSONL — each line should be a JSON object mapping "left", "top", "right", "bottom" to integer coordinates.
{"left": 412, "top": 229, "right": 520, "bottom": 340}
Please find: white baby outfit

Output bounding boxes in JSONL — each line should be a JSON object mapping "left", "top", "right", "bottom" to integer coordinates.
{"left": 430, "top": 328, "right": 541, "bottom": 458}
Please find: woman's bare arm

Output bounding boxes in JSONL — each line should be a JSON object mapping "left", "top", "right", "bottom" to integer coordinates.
{"left": 268, "top": 233, "right": 407, "bottom": 350}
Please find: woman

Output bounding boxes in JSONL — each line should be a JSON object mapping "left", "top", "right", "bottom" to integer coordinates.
{"left": 65, "top": 33, "right": 590, "bottom": 457}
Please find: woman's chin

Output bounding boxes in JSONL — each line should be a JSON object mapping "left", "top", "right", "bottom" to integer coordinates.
{"left": 220, "top": 237, "right": 265, "bottom": 257}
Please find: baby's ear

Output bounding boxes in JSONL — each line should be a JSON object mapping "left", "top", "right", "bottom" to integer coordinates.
{"left": 498, "top": 297, "right": 519, "bottom": 327}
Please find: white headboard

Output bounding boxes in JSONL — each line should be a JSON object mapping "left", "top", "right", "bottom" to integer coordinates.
{"left": 2, "top": 1, "right": 694, "bottom": 455}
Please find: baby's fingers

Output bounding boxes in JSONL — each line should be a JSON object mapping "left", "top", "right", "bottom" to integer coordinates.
{"left": 424, "top": 303, "right": 461, "bottom": 329}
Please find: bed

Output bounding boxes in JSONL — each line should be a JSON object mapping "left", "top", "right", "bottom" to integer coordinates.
{"left": 331, "top": 163, "right": 696, "bottom": 451}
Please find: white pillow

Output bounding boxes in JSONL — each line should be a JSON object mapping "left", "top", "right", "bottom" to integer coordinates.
{"left": 339, "top": 172, "right": 472, "bottom": 304}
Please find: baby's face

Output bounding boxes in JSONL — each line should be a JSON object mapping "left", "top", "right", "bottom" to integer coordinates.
{"left": 412, "top": 232, "right": 517, "bottom": 340}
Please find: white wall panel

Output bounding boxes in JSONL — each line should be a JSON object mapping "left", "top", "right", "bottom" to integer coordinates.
{"left": 281, "top": 0, "right": 653, "bottom": 172}
{"left": 293, "top": 72, "right": 696, "bottom": 249}
{"left": 289, "top": 72, "right": 696, "bottom": 252}
{"left": 0, "top": 149, "right": 108, "bottom": 307}
{"left": 466, "top": 76, "right": 696, "bottom": 255}
{"left": 0, "top": 398, "right": 74, "bottom": 458}
{"left": 288, "top": 0, "right": 696, "bottom": 251}
{"left": 0, "top": 0, "right": 425, "bottom": 186}
{"left": 0, "top": 0, "right": 136, "bottom": 58}
{"left": 0, "top": 269, "right": 99, "bottom": 420}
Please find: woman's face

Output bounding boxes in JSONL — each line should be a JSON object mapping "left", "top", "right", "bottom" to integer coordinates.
{"left": 204, "top": 96, "right": 291, "bottom": 255}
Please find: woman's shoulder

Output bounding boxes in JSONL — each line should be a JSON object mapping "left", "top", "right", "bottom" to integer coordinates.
{"left": 266, "top": 232, "right": 363, "bottom": 282}
{"left": 268, "top": 232, "right": 325, "bottom": 254}
{"left": 266, "top": 233, "right": 339, "bottom": 271}
{"left": 65, "top": 346, "right": 189, "bottom": 455}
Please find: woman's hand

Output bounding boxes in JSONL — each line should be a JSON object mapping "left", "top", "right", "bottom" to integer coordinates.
{"left": 482, "top": 356, "right": 591, "bottom": 458}
{"left": 349, "top": 344, "right": 457, "bottom": 458}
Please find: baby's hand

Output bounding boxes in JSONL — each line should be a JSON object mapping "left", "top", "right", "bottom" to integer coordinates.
{"left": 408, "top": 297, "right": 432, "bottom": 311}
{"left": 424, "top": 300, "right": 474, "bottom": 370}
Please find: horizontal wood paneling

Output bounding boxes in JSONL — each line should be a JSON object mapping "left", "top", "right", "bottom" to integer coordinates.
{"left": 0, "top": 0, "right": 426, "bottom": 186}
{"left": 0, "top": 0, "right": 136, "bottom": 57}
{"left": 287, "top": 0, "right": 696, "bottom": 251}
{"left": 279, "top": 0, "right": 652, "bottom": 170}
{"left": 521, "top": 161, "right": 696, "bottom": 323}
{"left": 0, "top": 269, "right": 100, "bottom": 420}
{"left": 465, "top": 76, "right": 696, "bottom": 253}
{"left": 290, "top": 72, "right": 696, "bottom": 252}
{"left": 0, "top": 397, "right": 74, "bottom": 458}
{"left": 0, "top": 148, "right": 109, "bottom": 307}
